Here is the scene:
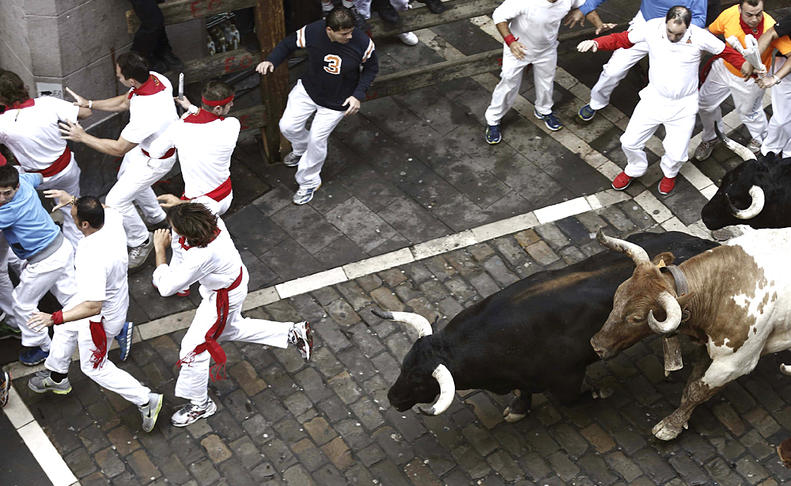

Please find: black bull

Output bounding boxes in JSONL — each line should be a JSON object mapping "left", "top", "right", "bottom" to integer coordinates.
{"left": 377, "top": 231, "right": 718, "bottom": 420}
{"left": 702, "top": 153, "right": 791, "bottom": 230}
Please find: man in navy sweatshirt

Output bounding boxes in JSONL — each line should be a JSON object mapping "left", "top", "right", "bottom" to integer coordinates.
{"left": 256, "top": 7, "right": 379, "bottom": 205}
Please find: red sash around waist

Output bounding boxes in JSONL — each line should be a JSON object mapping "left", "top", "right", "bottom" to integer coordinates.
{"left": 141, "top": 147, "right": 176, "bottom": 159}
{"left": 30, "top": 146, "right": 71, "bottom": 178}
{"left": 89, "top": 318, "right": 107, "bottom": 369}
{"left": 181, "top": 177, "right": 232, "bottom": 203}
{"left": 176, "top": 267, "right": 243, "bottom": 380}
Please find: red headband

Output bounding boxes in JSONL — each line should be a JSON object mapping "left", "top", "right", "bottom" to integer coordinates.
{"left": 202, "top": 94, "right": 234, "bottom": 107}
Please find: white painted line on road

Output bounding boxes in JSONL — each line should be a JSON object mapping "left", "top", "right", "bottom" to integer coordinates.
{"left": 276, "top": 267, "right": 348, "bottom": 299}
{"left": 470, "top": 212, "right": 540, "bottom": 242}
{"left": 3, "top": 386, "right": 79, "bottom": 486}
{"left": 534, "top": 197, "right": 592, "bottom": 224}
{"left": 411, "top": 230, "right": 478, "bottom": 260}
{"left": 634, "top": 190, "right": 674, "bottom": 224}
{"left": 343, "top": 248, "right": 414, "bottom": 280}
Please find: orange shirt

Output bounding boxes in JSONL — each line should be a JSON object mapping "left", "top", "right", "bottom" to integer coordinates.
{"left": 708, "top": 4, "right": 791, "bottom": 77}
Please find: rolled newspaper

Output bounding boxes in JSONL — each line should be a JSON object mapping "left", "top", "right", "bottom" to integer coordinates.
{"left": 178, "top": 72, "right": 184, "bottom": 100}
{"left": 726, "top": 34, "right": 766, "bottom": 75}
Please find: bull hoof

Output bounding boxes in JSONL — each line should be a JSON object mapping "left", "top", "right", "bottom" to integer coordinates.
{"left": 651, "top": 418, "right": 683, "bottom": 441}
{"left": 502, "top": 406, "right": 527, "bottom": 423}
{"left": 591, "top": 386, "right": 613, "bottom": 399}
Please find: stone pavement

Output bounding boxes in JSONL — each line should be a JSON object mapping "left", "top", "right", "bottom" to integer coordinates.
{"left": 12, "top": 209, "right": 791, "bottom": 485}
{"left": 6, "top": 1, "right": 791, "bottom": 484}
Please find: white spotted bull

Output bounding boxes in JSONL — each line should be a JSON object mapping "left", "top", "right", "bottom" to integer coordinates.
{"left": 591, "top": 229, "right": 791, "bottom": 440}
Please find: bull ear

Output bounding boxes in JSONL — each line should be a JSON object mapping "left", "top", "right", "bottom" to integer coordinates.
{"left": 676, "top": 292, "right": 694, "bottom": 308}
{"left": 652, "top": 252, "right": 675, "bottom": 267}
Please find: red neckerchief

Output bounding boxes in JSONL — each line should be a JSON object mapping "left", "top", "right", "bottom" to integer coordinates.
{"left": 127, "top": 74, "right": 166, "bottom": 99}
{"left": 178, "top": 227, "right": 221, "bottom": 250}
{"left": 740, "top": 14, "right": 764, "bottom": 37}
{"left": 10, "top": 98, "right": 35, "bottom": 109}
{"left": 184, "top": 108, "right": 224, "bottom": 124}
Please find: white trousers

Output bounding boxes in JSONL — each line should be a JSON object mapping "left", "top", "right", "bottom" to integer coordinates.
{"left": 279, "top": 80, "right": 346, "bottom": 190}
{"left": 0, "top": 236, "right": 15, "bottom": 328}
{"left": 698, "top": 59, "right": 767, "bottom": 143}
{"left": 762, "top": 57, "right": 791, "bottom": 157}
{"left": 106, "top": 146, "right": 176, "bottom": 247}
{"left": 175, "top": 270, "right": 293, "bottom": 404}
{"left": 620, "top": 91, "right": 697, "bottom": 178}
{"left": 589, "top": 12, "right": 649, "bottom": 110}
{"left": 355, "top": 0, "right": 409, "bottom": 18}
{"left": 12, "top": 238, "right": 77, "bottom": 350}
{"left": 485, "top": 44, "right": 558, "bottom": 125}
{"left": 45, "top": 304, "right": 150, "bottom": 407}
{"left": 31, "top": 155, "right": 83, "bottom": 250}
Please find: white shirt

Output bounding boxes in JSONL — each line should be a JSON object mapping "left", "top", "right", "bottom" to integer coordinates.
{"left": 492, "top": 0, "right": 586, "bottom": 50}
{"left": 148, "top": 111, "right": 240, "bottom": 198}
{"left": 70, "top": 208, "right": 129, "bottom": 318}
{"left": 629, "top": 18, "right": 725, "bottom": 100}
{"left": 0, "top": 97, "right": 78, "bottom": 170}
{"left": 152, "top": 218, "right": 244, "bottom": 297}
{"left": 120, "top": 72, "right": 178, "bottom": 152}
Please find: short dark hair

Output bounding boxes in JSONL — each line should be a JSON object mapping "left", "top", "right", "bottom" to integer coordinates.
{"left": 666, "top": 5, "right": 692, "bottom": 27}
{"left": 201, "top": 81, "right": 235, "bottom": 108}
{"left": 167, "top": 203, "right": 219, "bottom": 248}
{"left": 0, "top": 165, "right": 20, "bottom": 189}
{"left": 740, "top": 0, "right": 762, "bottom": 8}
{"left": 75, "top": 196, "right": 104, "bottom": 229}
{"left": 117, "top": 52, "right": 150, "bottom": 84}
{"left": 326, "top": 7, "right": 355, "bottom": 31}
{"left": 0, "top": 70, "right": 29, "bottom": 106}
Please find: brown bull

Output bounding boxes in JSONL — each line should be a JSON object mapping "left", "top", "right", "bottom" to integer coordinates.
{"left": 591, "top": 229, "right": 791, "bottom": 440}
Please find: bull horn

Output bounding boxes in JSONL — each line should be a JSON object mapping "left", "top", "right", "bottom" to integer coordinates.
{"left": 647, "top": 291, "right": 683, "bottom": 333}
{"left": 715, "top": 124, "right": 757, "bottom": 161}
{"left": 728, "top": 185, "right": 765, "bottom": 220}
{"left": 596, "top": 230, "right": 650, "bottom": 265}
{"left": 780, "top": 363, "right": 791, "bottom": 376}
{"left": 416, "top": 364, "right": 455, "bottom": 415}
{"left": 371, "top": 309, "right": 433, "bottom": 338}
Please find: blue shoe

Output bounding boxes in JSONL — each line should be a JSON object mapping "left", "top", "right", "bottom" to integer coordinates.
{"left": 115, "top": 321, "right": 134, "bottom": 362}
{"left": 485, "top": 124, "right": 502, "bottom": 144}
{"left": 578, "top": 104, "right": 596, "bottom": 122}
{"left": 19, "top": 347, "right": 48, "bottom": 366}
{"left": 534, "top": 109, "right": 563, "bottom": 131}
{"left": 293, "top": 185, "right": 320, "bottom": 205}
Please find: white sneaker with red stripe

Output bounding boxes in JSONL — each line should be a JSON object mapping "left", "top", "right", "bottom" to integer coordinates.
{"left": 171, "top": 398, "right": 217, "bottom": 427}
{"left": 289, "top": 321, "right": 313, "bottom": 361}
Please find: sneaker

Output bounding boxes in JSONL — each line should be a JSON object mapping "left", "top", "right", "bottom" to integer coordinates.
{"left": 694, "top": 138, "right": 718, "bottom": 161}
{"left": 578, "top": 104, "right": 596, "bottom": 122}
{"left": 418, "top": 0, "right": 447, "bottom": 13}
{"left": 485, "top": 125, "right": 502, "bottom": 144}
{"left": 397, "top": 32, "right": 419, "bottom": 46}
{"left": 289, "top": 321, "right": 313, "bottom": 361}
{"left": 658, "top": 176, "right": 676, "bottom": 195}
{"left": 0, "top": 320, "right": 21, "bottom": 341}
{"left": 128, "top": 234, "right": 154, "bottom": 270}
{"left": 747, "top": 138, "right": 762, "bottom": 154}
{"left": 171, "top": 398, "right": 217, "bottom": 427}
{"left": 534, "top": 109, "right": 563, "bottom": 131}
{"left": 293, "top": 185, "right": 320, "bottom": 205}
{"left": 115, "top": 321, "right": 133, "bottom": 362}
{"left": 611, "top": 171, "right": 632, "bottom": 191}
{"left": 28, "top": 370, "right": 71, "bottom": 395}
{"left": 0, "top": 371, "right": 9, "bottom": 408}
{"left": 176, "top": 289, "right": 191, "bottom": 297}
{"left": 139, "top": 393, "right": 163, "bottom": 432}
{"left": 19, "top": 347, "right": 48, "bottom": 366}
{"left": 283, "top": 151, "right": 302, "bottom": 167}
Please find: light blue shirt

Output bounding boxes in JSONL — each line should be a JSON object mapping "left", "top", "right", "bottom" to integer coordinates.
{"left": 0, "top": 173, "right": 60, "bottom": 259}
{"left": 580, "top": 0, "right": 707, "bottom": 28}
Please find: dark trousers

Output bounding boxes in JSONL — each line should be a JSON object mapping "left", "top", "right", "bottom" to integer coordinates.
{"left": 129, "top": 0, "right": 171, "bottom": 59}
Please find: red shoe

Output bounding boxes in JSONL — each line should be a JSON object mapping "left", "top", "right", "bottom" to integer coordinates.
{"left": 176, "top": 289, "right": 190, "bottom": 297}
{"left": 611, "top": 172, "right": 632, "bottom": 191}
{"left": 658, "top": 177, "right": 676, "bottom": 195}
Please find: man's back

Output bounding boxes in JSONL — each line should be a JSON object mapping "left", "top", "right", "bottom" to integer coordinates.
{"left": 0, "top": 97, "right": 78, "bottom": 169}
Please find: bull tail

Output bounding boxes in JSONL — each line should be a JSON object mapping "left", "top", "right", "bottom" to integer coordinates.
{"left": 372, "top": 309, "right": 433, "bottom": 338}
{"left": 714, "top": 124, "right": 756, "bottom": 161}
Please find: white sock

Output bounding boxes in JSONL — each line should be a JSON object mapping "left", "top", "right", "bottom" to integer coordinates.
{"left": 342, "top": 0, "right": 354, "bottom": 8}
